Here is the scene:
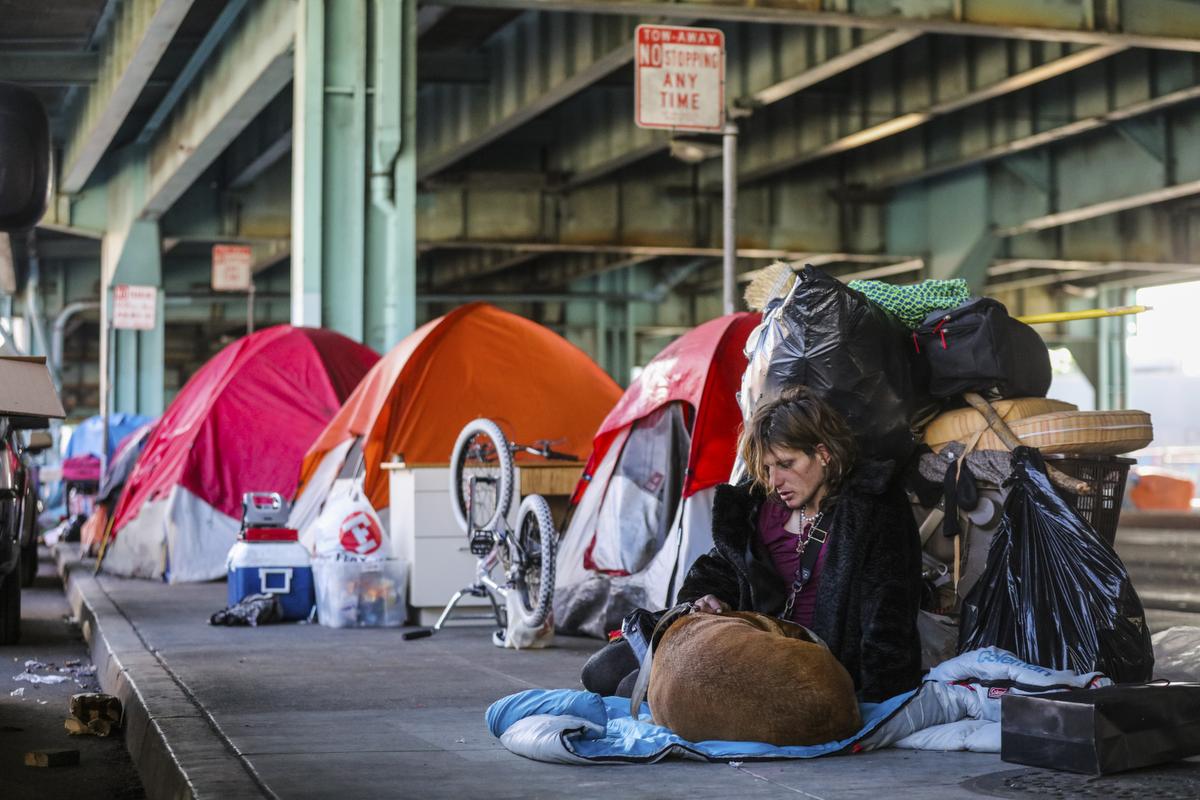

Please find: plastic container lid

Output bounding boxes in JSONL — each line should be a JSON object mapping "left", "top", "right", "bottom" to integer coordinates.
{"left": 242, "top": 527, "right": 299, "bottom": 542}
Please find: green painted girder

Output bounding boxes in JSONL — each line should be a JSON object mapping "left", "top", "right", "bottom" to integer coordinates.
{"left": 292, "top": 0, "right": 417, "bottom": 352}
{"left": 0, "top": 51, "right": 98, "bottom": 85}
{"left": 417, "top": 10, "right": 644, "bottom": 179}
{"left": 426, "top": 0, "right": 1200, "bottom": 53}
{"left": 142, "top": 0, "right": 295, "bottom": 219}
{"left": 61, "top": 0, "right": 195, "bottom": 193}
{"left": 738, "top": 40, "right": 1121, "bottom": 184}
{"left": 549, "top": 26, "right": 918, "bottom": 189}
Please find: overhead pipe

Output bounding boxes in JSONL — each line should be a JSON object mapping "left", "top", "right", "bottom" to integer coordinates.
{"left": 50, "top": 300, "right": 100, "bottom": 389}
{"left": 23, "top": 231, "right": 50, "bottom": 359}
{"left": 368, "top": 0, "right": 408, "bottom": 346}
{"left": 50, "top": 291, "right": 290, "bottom": 389}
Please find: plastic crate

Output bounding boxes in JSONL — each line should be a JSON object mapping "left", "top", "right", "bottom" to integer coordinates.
{"left": 1043, "top": 454, "right": 1135, "bottom": 546}
{"left": 312, "top": 558, "right": 409, "bottom": 628}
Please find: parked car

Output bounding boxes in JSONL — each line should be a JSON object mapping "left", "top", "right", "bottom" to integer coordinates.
{"left": 0, "top": 80, "right": 56, "bottom": 644}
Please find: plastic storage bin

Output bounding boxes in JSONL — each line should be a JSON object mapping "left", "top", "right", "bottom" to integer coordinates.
{"left": 313, "top": 558, "right": 409, "bottom": 628}
{"left": 226, "top": 528, "right": 315, "bottom": 621}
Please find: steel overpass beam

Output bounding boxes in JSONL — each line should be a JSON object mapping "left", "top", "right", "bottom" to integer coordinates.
{"left": 554, "top": 26, "right": 918, "bottom": 190}
{"left": 427, "top": 0, "right": 1200, "bottom": 53}
{"left": 740, "top": 40, "right": 1121, "bottom": 184}
{"left": 0, "top": 52, "right": 98, "bottom": 85}
{"left": 858, "top": 50, "right": 1200, "bottom": 191}
{"left": 418, "top": 11, "right": 657, "bottom": 180}
{"left": 61, "top": 0, "right": 195, "bottom": 193}
{"left": 142, "top": 0, "right": 295, "bottom": 219}
{"left": 988, "top": 101, "right": 1200, "bottom": 237}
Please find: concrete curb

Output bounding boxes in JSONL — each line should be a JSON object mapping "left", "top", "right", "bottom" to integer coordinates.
{"left": 55, "top": 545, "right": 271, "bottom": 800}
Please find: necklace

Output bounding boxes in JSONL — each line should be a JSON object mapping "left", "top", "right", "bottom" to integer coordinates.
{"left": 797, "top": 503, "right": 815, "bottom": 533}
{"left": 781, "top": 508, "right": 827, "bottom": 620}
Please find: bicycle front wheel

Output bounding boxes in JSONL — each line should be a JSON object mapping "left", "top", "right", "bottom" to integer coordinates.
{"left": 449, "top": 418, "right": 514, "bottom": 535}
{"left": 513, "top": 493, "right": 557, "bottom": 628}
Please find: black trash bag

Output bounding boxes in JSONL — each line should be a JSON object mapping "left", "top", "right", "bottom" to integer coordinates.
{"left": 763, "top": 265, "right": 932, "bottom": 467}
{"left": 959, "top": 448, "right": 1153, "bottom": 682}
{"left": 209, "top": 593, "right": 283, "bottom": 627}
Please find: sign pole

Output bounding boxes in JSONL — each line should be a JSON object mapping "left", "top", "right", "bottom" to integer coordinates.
{"left": 246, "top": 281, "right": 256, "bottom": 336}
{"left": 100, "top": 285, "right": 113, "bottom": 478}
{"left": 722, "top": 121, "right": 738, "bottom": 315}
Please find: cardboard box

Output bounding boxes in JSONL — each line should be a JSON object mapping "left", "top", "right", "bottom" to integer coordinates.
{"left": 0, "top": 356, "right": 65, "bottom": 422}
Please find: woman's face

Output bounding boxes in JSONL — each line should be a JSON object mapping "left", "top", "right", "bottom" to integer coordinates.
{"left": 763, "top": 445, "right": 829, "bottom": 510}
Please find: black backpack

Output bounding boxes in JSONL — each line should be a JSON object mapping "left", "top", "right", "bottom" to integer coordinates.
{"left": 914, "top": 297, "right": 1051, "bottom": 399}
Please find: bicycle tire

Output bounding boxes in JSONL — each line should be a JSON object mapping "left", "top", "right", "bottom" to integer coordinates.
{"left": 449, "top": 418, "right": 514, "bottom": 535}
{"left": 513, "top": 493, "right": 557, "bottom": 629}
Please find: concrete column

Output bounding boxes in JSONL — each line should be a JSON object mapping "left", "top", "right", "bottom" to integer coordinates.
{"left": 292, "top": 0, "right": 417, "bottom": 352}
{"left": 1097, "top": 285, "right": 1132, "bottom": 410}
{"left": 103, "top": 219, "right": 165, "bottom": 418}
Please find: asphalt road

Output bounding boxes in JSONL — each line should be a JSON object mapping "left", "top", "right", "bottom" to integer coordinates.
{"left": 0, "top": 547, "right": 144, "bottom": 800}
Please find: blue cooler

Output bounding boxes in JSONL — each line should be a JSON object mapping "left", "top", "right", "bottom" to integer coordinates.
{"left": 226, "top": 528, "right": 314, "bottom": 621}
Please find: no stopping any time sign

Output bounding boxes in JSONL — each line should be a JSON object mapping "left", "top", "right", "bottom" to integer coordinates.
{"left": 635, "top": 24, "right": 725, "bottom": 133}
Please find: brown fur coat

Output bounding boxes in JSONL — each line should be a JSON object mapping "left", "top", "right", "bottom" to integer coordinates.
{"left": 647, "top": 611, "right": 862, "bottom": 746}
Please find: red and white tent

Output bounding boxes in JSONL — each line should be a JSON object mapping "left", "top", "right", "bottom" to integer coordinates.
{"left": 103, "top": 326, "right": 379, "bottom": 582}
{"left": 554, "top": 313, "right": 760, "bottom": 637}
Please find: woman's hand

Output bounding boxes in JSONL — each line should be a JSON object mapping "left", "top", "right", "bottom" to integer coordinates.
{"left": 691, "top": 594, "right": 730, "bottom": 614}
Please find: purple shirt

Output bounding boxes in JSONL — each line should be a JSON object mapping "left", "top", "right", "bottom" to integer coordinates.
{"left": 757, "top": 500, "right": 828, "bottom": 629}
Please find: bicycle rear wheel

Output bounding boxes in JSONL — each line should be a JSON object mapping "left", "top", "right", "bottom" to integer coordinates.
{"left": 449, "top": 418, "right": 514, "bottom": 535}
{"left": 513, "top": 493, "right": 557, "bottom": 628}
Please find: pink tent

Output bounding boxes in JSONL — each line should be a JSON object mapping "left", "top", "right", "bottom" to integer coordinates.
{"left": 104, "top": 326, "right": 379, "bottom": 582}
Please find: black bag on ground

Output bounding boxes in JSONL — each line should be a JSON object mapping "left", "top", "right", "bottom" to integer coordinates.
{"left": 958, "top": 448, "right": 1153, "bottom": 683}
{"left": 915, "top": 297, "right": 1050, "bottom": 399}
{"left": 1001, "top": 684, "right": 1200, "bottom": 774}
{"left": 764, "top": 265, "right": 931, "bottom": 467}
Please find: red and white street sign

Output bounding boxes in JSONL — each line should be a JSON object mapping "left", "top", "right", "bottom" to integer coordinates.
{"left": 112, "top": 284, "right": 157, "bottom": 331}
{"left": 635, "top": 24, "right": 725, "bottom": 133}
{"left": 211, "top": 244, "right": 253, "bottom": 291}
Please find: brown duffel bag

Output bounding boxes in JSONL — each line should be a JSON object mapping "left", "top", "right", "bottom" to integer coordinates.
{"left": 645, "top": 611, "right": 861, "bottom": 746}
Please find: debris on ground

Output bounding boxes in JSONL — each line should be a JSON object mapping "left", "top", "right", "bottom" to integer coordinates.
{"left": 12, "top": 657, "right": 98, "bottom": 689}
{"left": 59, "top": 664, "right": 96, "bottom": 676}
{"left": 13, "top": 672, "right": 70, "bottom": 685}
{"left": 65, "top": 693, "right": 122, "bottom": 737}
{"left": 24, "top": 749, "right": 80, "bottom": 768}
{"left": 10, "top": 687, "right": 25, "bottom": 697}
{"left": 209, "top": 593, "right": 282, "bottom": 626}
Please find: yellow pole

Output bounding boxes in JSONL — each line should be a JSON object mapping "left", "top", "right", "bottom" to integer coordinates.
{"left": 1016, "top": 305, "right": 1152, "bottom": 325}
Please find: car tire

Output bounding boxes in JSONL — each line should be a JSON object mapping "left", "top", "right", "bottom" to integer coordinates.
{"left": 0, "top": 559, "right": 20, "bottom": 645}
{"left": 19, "top": 542, "right": 36, "bottom": 587}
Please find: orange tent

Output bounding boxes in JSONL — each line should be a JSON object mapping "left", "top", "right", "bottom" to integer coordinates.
{"left": 296, "top": 302, "right": 623, "bottom": 511}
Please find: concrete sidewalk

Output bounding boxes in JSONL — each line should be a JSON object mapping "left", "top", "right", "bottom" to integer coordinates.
{"left": 53, "top": 545, "right": 1194, "bottom": 800}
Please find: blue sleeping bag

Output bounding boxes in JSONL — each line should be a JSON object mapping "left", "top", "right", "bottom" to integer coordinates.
{"left": 486, "top": 688, "right": 916, "bottom": 764}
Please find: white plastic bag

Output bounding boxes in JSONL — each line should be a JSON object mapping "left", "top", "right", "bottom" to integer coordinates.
{"left": 1152, "top": 626, "right": 1200, "bottom": 681}
{"left": 496, "top": 590, "right": 554, "bottom": 650}
{"left": 307, "top": 483, "right": 388, "bottom": 561}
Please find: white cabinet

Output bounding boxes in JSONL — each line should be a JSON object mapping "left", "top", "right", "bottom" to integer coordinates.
{"left": 384, "top": 463, "right": 579, "bottom": 625}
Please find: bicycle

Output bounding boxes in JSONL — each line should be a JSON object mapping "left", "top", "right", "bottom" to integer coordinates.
{"left": 402, "top": 419, "right": 573, "bottom": 643}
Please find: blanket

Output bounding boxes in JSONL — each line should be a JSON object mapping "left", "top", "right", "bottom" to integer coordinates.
{"left": 486, "top": 647, "right": 1110, "bottom": 764}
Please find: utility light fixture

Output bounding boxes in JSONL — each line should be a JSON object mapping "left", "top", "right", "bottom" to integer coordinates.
{"left": 669, "top": 137, "right": 723, "bottom": 164}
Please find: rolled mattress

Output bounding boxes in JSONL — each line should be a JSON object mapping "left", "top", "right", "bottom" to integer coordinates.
{"left": 926, "top": 403, "right": 1152, "bottom": 456}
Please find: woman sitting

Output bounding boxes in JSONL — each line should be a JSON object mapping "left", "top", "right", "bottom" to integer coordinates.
{"left": 583, "top": 387, "right": 923, "bottom": 703}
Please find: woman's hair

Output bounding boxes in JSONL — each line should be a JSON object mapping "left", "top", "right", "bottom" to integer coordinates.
{"left": 739, "top": 386, "right": 857, "bottom": 506}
